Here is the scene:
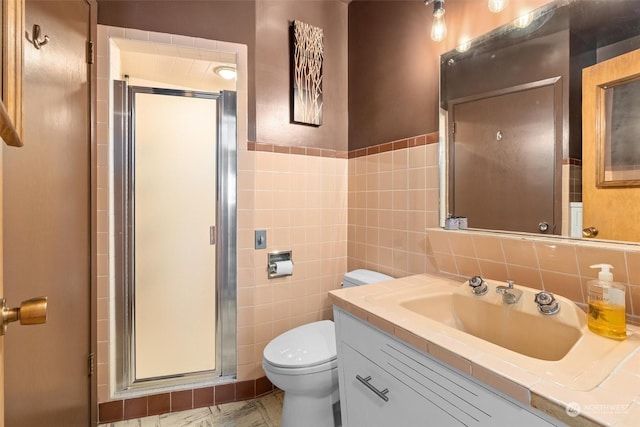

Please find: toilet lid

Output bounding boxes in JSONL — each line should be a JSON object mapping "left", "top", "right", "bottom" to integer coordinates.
{"left": 343, "top": 269, "right": 393, "bottom": 287}
{"left": 263, "top": 320, "right": 337, "bottom": 368}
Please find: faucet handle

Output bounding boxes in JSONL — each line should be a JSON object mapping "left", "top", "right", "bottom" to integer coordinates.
{"left": 534, "top": 291, "right": 560, "bottom": 315}
{"left": 468, "top": 275, "right": 488, "bottom": 296}
{"left": 507, "top": 279, "right": 515, "bottom": 288}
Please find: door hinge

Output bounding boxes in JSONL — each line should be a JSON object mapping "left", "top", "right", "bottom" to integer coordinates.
{"left": 88, "top": 352, "right": 95, "bottom": 376}
{"left": 451, "top": 122, "right": 456, "bottom": 135}
{"left": 210, "top": 225, "right": 217, "bottom": 245}
{"left": 86, "top": 40, "right": 94, "bottom": 65}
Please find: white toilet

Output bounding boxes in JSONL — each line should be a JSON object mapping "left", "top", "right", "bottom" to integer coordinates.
{"left": 262, "top": 269, "right": 393, "bottom": 427}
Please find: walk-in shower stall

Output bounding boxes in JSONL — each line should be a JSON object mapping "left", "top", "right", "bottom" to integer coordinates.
{"left": 113, "top": 82, "right": 237, "bottom": 391}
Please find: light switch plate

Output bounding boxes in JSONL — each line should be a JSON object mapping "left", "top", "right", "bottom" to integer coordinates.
{"left": 255, "top": 230, "right": 267, "bottom": 249}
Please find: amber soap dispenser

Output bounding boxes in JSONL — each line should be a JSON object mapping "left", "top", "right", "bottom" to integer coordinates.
{"left": 588, "top": 264, "right": 627, "bottom": 340}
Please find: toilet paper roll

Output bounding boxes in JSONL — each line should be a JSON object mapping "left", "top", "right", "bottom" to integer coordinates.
{"left": 274, "top": 260, "right": 293, "bottom": 275}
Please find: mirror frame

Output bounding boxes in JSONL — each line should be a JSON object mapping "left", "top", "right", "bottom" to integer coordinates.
{"left": 2, "top": 0, "right": 23, "bottom": 145}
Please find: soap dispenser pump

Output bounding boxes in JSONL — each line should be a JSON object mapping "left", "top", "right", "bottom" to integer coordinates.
{"left": 588, "top": 264, "right": 627, "bottom": 340}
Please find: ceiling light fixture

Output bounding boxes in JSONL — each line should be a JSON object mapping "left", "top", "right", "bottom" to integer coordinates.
{"left": 214, "top": 66, "right": 236, "bottom": 80}
{"left": 425, "top": 0, "right": 447, "bottom": 42}
{"left": 488, "top": 0, "right": 509, "bottom": 13}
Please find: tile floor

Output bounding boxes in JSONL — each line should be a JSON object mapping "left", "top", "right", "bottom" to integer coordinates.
{"left": 99, "top": 391, "right": 284, "bottom": 427}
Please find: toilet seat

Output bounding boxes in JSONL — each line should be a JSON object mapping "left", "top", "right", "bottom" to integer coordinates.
{"left": 263, "top": 357, "right": 338, "bottom": 376}
{"left": 263, "top": 320, "right": 336, "bottom": 369}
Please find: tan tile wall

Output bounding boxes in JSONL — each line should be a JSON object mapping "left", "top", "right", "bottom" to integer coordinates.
{"left": 428, "top": 228, "right": 640, "bottom": 325}
{"left": 347, "top": 135, "right": 440, "bottom": 277}
{"left": 236, "top": 149, "right": 348, "bottom": 380}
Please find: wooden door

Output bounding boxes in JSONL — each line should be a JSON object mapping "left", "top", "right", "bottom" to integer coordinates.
{"left": 0, "top": 0, "right": 26, "bottom": 419}
{"left": 582, "top": 48, "right": 640, "bottom": 242}
{"left": 3, "top": 1, "right": 91, "bottom": 425}
{"left": 451, "top": 83, "right": 558, "bottom": 234}
{"left": 0, "top": 122, "right": 5, "bottom": 426}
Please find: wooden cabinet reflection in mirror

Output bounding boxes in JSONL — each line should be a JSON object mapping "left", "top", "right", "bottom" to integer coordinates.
{"left": 1, "top": 0, "right": 23, "bottom": 147}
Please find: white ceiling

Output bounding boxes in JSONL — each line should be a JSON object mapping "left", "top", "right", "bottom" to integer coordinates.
{"left": 113, "top": 38, "right": 236, "bottom": 92}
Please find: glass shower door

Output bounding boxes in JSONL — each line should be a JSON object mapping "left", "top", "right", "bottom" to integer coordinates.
{"left": 132, "top": 90, "right": 217, "bottom": 380}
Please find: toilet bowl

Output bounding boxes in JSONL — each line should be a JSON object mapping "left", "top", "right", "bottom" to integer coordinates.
{"left": 262, "top": 269, "right": 393, "bottom": 427}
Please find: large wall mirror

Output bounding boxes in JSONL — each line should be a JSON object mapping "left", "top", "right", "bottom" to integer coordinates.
{"left": 440, "top": 0, "right": 640, "bottom": 243}
{"left": 1, "top": 0, "right": 24, "bottom": 146}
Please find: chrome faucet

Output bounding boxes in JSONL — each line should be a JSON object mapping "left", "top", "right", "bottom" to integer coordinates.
{"left": 495, "top": 280, "right": 523, "bottom": 304}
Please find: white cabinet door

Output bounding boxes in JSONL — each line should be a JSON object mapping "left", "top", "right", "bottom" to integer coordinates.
{"left": 335, "top": 308, "right": 567, "bottom": 427}
{"left": 341, "top": 344, "right": 436, "bottom": 426}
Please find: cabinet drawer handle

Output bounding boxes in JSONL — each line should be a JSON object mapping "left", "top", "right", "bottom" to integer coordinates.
{"left": 356, "top": 374, "right": 389, "bottom": 402}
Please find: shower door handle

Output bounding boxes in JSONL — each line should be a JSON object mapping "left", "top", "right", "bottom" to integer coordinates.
{"left": 1, "top": 296, "right": 48, "bottom": 335}
{"left": 210, "top": 226, "right": 216, "bottom": 245}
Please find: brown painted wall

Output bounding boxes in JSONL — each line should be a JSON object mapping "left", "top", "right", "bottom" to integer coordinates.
{"left": 348, "top": 0, "right": 551, "bottom": 151}
{"left": 255, "top": 1, "right": 348, "bottom": 151}
{"left": 348, "top": 0, "right": 437, "bottom": 151}
{"left": 97, "top": 0, "right": 349, "bottom": 151}
{"left": 98, "top": 0, "right": 553, "bottom": 151}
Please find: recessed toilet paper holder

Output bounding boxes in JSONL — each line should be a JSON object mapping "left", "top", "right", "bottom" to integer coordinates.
{"left": 268, "top": 250, "right": 293, "bottom": 279}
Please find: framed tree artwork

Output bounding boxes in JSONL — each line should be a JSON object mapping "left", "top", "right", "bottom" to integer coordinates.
{"left": 290, "top": 20, "right": 323, "bottom": 126}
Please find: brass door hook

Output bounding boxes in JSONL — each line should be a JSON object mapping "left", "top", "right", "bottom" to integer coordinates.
{"left": 25, "top": 24, "right": 50, "bottom": 49}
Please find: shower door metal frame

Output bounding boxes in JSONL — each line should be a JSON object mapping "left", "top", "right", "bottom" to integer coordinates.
{"left": 113, "top": 82, "right": 237, "bottom": 393}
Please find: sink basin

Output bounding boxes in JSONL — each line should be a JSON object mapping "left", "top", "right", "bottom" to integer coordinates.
{"left": 359, "top": 277, "right": 640, "bottom": 391}
{"left": 401, "top": 291, "right": 582, "bottom": 361}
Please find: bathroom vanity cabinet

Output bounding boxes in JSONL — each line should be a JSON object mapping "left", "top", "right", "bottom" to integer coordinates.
{"left": 334, "top": 307, "right": 567, "bottom": 427}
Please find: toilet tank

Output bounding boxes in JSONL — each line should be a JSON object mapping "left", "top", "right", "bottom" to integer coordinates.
{"left": 342, "top": 269, "right": 393, "bottom": 288}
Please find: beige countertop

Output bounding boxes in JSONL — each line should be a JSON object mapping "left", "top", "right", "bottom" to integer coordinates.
{"left": 329, "top": 273, "right": 640, "bottom": 427}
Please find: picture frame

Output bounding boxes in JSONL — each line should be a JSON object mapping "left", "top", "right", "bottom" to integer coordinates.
{"left": 290, "top": 20, "right": 323, "bottom": 126}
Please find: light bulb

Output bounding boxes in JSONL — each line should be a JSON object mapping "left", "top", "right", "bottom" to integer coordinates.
{"left": 513, "top": 12, "right": 534, "bottom": 29}
{"left": 431, "top": 10, "right": 447, "bottom": 42}
{"left": 488, "top": 0, "right": 509, "bottom": 13}
{"left": 456, "top": 38, "right": 472, "bottom": 53}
